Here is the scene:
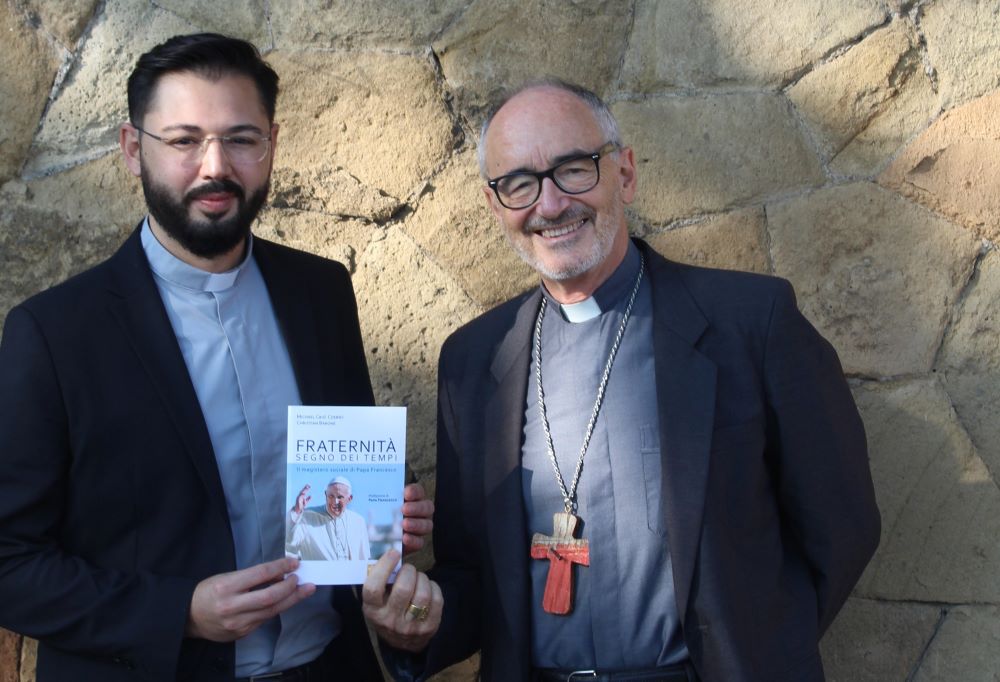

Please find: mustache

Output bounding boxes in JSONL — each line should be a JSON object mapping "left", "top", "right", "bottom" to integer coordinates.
{"left": 184, "top": 179, "right": 245, "bottom": 204}
{"left": 524, "top": 206, "right": 594, "bottom": 232}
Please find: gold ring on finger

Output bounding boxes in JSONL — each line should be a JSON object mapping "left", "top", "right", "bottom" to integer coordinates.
{"left": 406, "top": 602, "right": 430, "bottom": 621}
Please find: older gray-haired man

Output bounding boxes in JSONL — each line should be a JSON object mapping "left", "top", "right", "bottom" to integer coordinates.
{"left": 388, "top": 78, "right": 880, "bottom": 682}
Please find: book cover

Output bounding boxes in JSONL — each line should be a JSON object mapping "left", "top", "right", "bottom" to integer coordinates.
{"left": 285, "top": 405, "right": 406, "bottom": 584}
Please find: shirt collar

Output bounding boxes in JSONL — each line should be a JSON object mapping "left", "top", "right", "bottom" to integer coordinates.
{"left": 542, "top": 240, "right": 641, "bottom": 323}
{"left": 140, "top": 217, "right": 253, "bottom": 293}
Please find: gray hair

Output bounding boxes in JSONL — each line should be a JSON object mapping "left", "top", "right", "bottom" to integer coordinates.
{"left": 477, "top": 78, "right": 623, "bottom": 179}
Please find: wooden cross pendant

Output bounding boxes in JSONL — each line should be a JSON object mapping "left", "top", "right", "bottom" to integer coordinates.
{"left": 530, "top": 512, "right": 590, "bottom": 615}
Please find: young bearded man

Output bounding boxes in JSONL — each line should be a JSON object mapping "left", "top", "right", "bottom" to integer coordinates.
{"left": 0, "top": 33, "right": 435, "bottom": 681}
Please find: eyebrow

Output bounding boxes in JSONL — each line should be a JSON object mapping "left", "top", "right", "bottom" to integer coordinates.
{"left": 502, "top": 147, "right": 598, "bottom": 176}
{"left": 157, "top": 123, "right": 268, "bottom": 135}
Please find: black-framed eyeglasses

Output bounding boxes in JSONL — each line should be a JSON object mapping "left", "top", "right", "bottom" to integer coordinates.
{"left": 487, "top": 141, "right": 620, "bottom": 210}
{"left": 132, "top": 125, "right": 272, "bottom": 167}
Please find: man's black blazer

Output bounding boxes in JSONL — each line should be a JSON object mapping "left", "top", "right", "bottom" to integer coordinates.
{"left": 424, "top": 240, "right": 880, "bottom": 681}
{"left": 0, "top": 226, "right": 382, "bottom": 681}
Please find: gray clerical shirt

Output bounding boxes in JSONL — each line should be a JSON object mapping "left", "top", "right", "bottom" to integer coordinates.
{"left": 521, "top": 242, "right": 689, "bottom": 669}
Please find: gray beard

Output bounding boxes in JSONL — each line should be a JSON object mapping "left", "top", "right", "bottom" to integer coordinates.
{"left": 511, "top": 203, "right": 620, "bottom": 281}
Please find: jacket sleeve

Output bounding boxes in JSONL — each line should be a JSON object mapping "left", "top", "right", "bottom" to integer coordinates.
{"left": 762, "top": 281, "right": 881, "bottom": 634}
{"left": 0, "top": 305, "right": 198, "bottom": 681}
{"left": 418, "top": 342, "right": 486, "bottom": 679}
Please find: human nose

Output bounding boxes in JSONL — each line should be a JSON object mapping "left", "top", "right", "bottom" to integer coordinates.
{"left": 534, "top": 176, "right": 570, "bottom": 218}
{"left": 197, "top": 137, "right": 232, "bottom": 177}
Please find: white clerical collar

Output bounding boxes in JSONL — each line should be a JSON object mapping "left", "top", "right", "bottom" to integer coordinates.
{"left": 543, "top": 240, "right": 642, "bottom": 324}
{"left": 559, "top": 297, "right": 603, "bottom": 322}
{"left": 140, "top": 217, "right": 253, "bottom": 293}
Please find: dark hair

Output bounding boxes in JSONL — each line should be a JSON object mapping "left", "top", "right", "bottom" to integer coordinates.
{"left": 127, "top": 33, "right": 279, "bottom": 125}
{"left": 477, "top": 77, "right": 622, "bottom": 178}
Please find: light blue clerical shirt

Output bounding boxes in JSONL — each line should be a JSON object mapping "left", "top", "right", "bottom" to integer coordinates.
{"left": 141, "top": 221, "right": 340, "bottom": 676}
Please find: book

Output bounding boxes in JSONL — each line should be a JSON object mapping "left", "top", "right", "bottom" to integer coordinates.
{"left": 285, "top": 405, "right": 406, "bottom": 584}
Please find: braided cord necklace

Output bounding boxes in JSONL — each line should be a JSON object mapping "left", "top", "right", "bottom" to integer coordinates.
{"left": 532, "top": 253, "right": 645, "bottom": 516}
{"left": 528, "top": 253, "right": 645, "bottom": 614}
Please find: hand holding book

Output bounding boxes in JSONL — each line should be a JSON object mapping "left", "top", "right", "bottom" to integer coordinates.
{"left": 362, "top": 549, "right": 442, "bottom": 653}
{"left": 401, "top": 482, "right": 434, "bottom": 555}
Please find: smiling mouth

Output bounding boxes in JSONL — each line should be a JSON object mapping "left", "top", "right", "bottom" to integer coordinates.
{"left": 536, "top": 218, "right": 588, "bottom": 239}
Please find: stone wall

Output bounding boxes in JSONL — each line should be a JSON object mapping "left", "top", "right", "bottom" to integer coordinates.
{"left": 1, "top": 1, "right": 998, "bottom": 680}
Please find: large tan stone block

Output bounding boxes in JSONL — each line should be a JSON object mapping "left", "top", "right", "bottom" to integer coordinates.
{"left": 5, "top": 152, "right": 140, "bottom": 227}
{"left": 621, "top": 0, "right": 887, "bottom": 89}
{"left": 830, "top": 69, "right": 938, "bottom": 178}
{"left": 16, "top": 0, "right": 99, "bottom": 48}
{"left": 0, "top": 155, "right": 139, "bottom": 324}
{"left": 21, "top": 0, "right": 191, "bottom": 176}
{"left": 0, "top": 200, "right": 66, "bottom": 325}
{"left": 790, "top": 23, "right": 915, "bottom": 157}
{"left": 255, "top": 207, "right": 375, "bottom": 275}
{"left": 352, "top": 228, "right": 480, "bottom": 480}
{"left": 937, "top": 249, "right": 1000, "bottom": 479}
{"left": 768, "top": 183, "right": 978, "bottom": 376}
{"left": 879, "top": 90, "right": 1000, "bottom": 241}
{"left": 643, "top": 208, "right": 770, "bottom": 274}
{"left": 940, "top": 371, "right": 1000, "bottom": 525}
{"left": 402, "top": 151, "right": 536, "bottom": 309}
{"left": 0, "top": 2, "right": 61, "bottom": 184}
{"left": 271, "top": 0, "right": 466, "bottom": 49}
{"left": 0, "top": 199, "right": 130, "bottom": 326}
{"left": 921, "top": 0, "right": 1000, "bottom": 108}
{"left": 0, "top": 629, "right": 19, "bottom": 682}
{"left": 615, "top": 95, "right": 824, "bottom": 225}
{"left": 853, "top": 378, "right": 1000, "bottom": 603}
{"left": 911, "top": 606, "right": 1000, "bottom": 681}
{"left": 18, "top": 637, "right": 35, "bottom": 681}
{"left": 821, "top": 598, "right": 942, "bottom": 682}
{"left": 938, "top": 250, "right": 1000, "bottom": 375}
{"left": 788, "top": 21, "right": 939, "bottom": 176}
{"left": 270, "top": 167, "right": 402, "bottom": 225}
{"left": 433, "top": 0, "right": 630, "bottom": 119}
{"left": 153, "top": 0, "right": 269, "bottom": 47}
{"left": 268, "top": 51, "right": 453, "bottom": 204}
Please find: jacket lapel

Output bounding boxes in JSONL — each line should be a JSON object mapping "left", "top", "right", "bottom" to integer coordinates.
{"left": 483, "top": 290, "right": 541, "bottom": 664}
{"left": 642, "top": 243, "right": 717, "bottom": 620}
{"left": 105, "top": 226, "right": 229, "bottom": 521}
{"left": 252, "top": 239, "right": 326, "bottom": 405}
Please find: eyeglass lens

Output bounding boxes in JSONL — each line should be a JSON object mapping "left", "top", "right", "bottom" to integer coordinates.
{"left": 183, "top": 135, "right": 270, "bottom": 166}
{"left": 495, "top": 156, "right": 600, "bottom": 209}
{"left": 141, "top": 132, "right": 270, "bottom": 167}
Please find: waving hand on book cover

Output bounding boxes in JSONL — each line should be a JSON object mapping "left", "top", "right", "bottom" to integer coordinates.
{"left": 287, "top": 478, "right": 370, "bottom": 561}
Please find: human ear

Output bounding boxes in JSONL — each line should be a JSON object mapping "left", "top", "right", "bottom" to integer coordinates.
{"left": 119, "top": 123, "right": 143, "bottom": 178}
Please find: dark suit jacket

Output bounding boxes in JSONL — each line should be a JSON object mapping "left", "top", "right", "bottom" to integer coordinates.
{"left": 424, "top": 240, "right": 880, "bottom": 681}
{"left": 0, "top": 226, "right": 382, "bottom": 681}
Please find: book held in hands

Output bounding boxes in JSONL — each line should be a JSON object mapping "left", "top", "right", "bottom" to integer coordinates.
{"left": 286, "top": 405, "right": 406, "bottom": 584}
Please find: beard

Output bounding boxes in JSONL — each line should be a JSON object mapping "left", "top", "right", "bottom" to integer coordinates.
{"left": 141, "top": 168, "right": 269, "bottom": 260}
{"left": 508, "top": 200, "right": 620, "bottom": 281}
